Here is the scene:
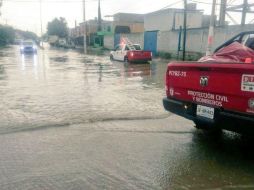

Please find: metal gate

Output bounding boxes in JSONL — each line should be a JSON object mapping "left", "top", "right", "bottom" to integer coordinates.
{"left": 144, "top": 31, "right": 158, "bottom": 56}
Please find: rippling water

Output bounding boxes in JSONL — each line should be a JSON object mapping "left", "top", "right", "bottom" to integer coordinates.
{"left": 0, "top": 45, "right": 168, "bottom": 133}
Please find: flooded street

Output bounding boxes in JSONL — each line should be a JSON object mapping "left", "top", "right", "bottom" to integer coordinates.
{"left": 0, "top": 45, "right": 166, "bottom": 134}
{"left": 0, "top": 46, "right": 254, "bottom": 190}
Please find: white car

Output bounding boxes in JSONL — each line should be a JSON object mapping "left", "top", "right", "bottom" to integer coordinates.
{"left": 20, "top": 41, "right": 37, "bottom": 54}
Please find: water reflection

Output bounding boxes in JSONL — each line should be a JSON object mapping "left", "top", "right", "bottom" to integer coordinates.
{"left": 123, "top": 63, "right": 153, "bottom": 77}
{"left": 20, "top": 53, "right": 39, "bottom": 79}
{"left": 0, "top": 64, "right": 7, "bottom": 80}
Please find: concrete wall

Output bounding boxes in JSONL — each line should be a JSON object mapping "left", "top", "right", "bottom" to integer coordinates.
{"left": 145, "top": 11, "right": 174, "bottom": 31}
{"left": 104, "top": 24, "right": 254, "bottom": 53}
{"left": 144, "top": 9, "right": 203, "bottom": 31}
{"left": 174, "top": 12, "right": 203, "bottom": 30}
{"left": 104, "top": 35, "right": 114, "bottom": 49}
{"left": 157, "top": 31, "right": 179, "bottom": 53}
{"left": 158, "top": 24, "right": 254, "bottom": 54}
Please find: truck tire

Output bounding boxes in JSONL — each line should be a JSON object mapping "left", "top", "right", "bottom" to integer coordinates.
{"left": 110, "top": 55, "right": 114, "bottom": 61}
{"left": 124, "top": 56, "right": 128, "bottom": 63}
{"left": 194, "top": 121, "right": 221, "bottom": 134}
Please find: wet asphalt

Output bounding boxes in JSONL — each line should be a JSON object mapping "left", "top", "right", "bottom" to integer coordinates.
{"left": 0, "top": 45, "right": 254, "bottom": 190}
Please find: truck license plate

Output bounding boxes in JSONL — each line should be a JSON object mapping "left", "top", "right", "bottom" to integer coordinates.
{"left": 196, "top": 105, "right": 214, "bottom": 119}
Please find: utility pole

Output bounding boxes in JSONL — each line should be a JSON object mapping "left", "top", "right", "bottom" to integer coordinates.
{"left": 219, "top": 0, "right": 227, "bottom": 26}
{"left": 241, "top": 0, "right": 248, "bottom": 25}
{"left": 182, "top": 0, "right": 187, "bottom": 61}
{"left": 83, "top": 0, "right": 87, "bottom": 54}
{"left": 98, "top": 0, "right": 102, "bottom": 31}
{"left": 40, "top": 0, "right": 44, "bottom": 48}
{"left": 206, "top": 0, "right": 216, "bottom": 56}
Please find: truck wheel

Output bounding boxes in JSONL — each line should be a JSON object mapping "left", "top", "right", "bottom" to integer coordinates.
{"left": 110, "top": 55, "right": 114, "bottom": 61}
{"left": 194, "top": 121, "right": 221, "bottom": 134}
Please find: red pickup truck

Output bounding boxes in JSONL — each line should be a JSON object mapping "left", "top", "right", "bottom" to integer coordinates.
{"left": 163, "top": 32, "right": 254, "bottom": 134}
{"left": 110, "top": 38, "right": 152, "bottom": 63}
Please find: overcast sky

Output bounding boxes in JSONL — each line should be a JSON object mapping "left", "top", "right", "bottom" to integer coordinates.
{"left": 0, "top": 0, "right": 251, "bottom": 35}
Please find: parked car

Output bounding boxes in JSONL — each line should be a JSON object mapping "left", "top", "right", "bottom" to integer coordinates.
{"left": 163, "top": 32, "right": 254, "bottom": 135}
{"left": 110, "top": 38, "right": 152, "bottom": 63}
{"left": 20, "top": 41, "right": 37, "bottom": 54}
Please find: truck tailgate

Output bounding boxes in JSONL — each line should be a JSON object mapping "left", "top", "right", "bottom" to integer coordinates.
{"left": 166, "top": 62, "right": 254, "bottom": 115}
{"left": 128, "top": 51, "right": 152, "bottom": 60}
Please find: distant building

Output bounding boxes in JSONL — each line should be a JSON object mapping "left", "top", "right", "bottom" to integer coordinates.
{"left": 144, "top": 3, "right": 204, "bottom": 31}
{"left": 70, "top": 19, "right": 113, "bottom": 46}
{"left": 70, "top": 19, "right": 112, "bottom": 38}
{"left": 113, "top": 13, "right": 144, "bottom": 34}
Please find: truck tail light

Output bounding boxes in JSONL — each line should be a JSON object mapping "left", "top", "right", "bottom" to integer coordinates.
{"left": 245, "top": 58, "right": 253, "bottom": 64}
{"left": 249, "top": 99, "right": 254, "bottom": 109}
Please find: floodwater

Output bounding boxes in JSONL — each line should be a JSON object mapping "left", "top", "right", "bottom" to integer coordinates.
{"left": 0, "top": 45, "right": 167, "bottom": 134}
{"left": 1, "top": 45, "right": 254, "bottom": 190}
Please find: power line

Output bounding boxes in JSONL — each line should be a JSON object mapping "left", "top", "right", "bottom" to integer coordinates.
{"left": 189, "top": 0, "right": 245, "bottom": 6}
{"left": 158, "top": 0, "right": 182, "bottom": 10}
{"left": 2, "top": 0, "right": 101, "bottom": 3}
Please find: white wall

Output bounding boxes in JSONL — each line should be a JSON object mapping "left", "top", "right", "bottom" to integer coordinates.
{"left": 158, "top": 25, "right": 254, "bottom": 54}
{"left": 104, "top": 35, "right": 114, "bottom": 49}
{"left": 145, "top": 11, "right": 174, "bottom": 31}
{"left": 144, "top": 10, "right": 203, "bottom": 31}
{"left": 104, "top": 25, "right": 254, "bottom": 53}
{"left": 174, "top": 12, "right": 203, "bottom": 30}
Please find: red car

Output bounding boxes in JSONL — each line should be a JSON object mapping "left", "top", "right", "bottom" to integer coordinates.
{"left": 163, "top": 32, "right": 254, "bottom": 134}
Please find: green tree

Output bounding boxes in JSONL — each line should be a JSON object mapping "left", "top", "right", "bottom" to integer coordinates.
{"left": 47, "top": 17, "right": 68, "bottom": 38}
{"left": 16, "top": 29, "right": 38, "bottom": 41}
{"left": 0, "top": 25, "right": 15, "bottom": 46}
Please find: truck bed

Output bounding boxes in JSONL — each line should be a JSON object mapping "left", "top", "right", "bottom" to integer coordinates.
{"left": 166, "top": 61, "right": 254, "bottom": 114}
{"left": 163, "top": 61, "right": 254, "bottom": 134}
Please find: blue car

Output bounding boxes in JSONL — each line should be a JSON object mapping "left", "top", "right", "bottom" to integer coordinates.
{"left": 20, "top": 41, "right": 37, "bottom": 54}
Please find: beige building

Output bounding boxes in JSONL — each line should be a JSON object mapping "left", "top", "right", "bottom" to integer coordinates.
{"left": 113, "top": 13, "right": 145, "bottom": 33}
{"left": 70, "top": 19, "right": 112, "bottom": 39}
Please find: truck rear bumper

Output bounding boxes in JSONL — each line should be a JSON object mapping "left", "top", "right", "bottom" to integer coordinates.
{"left": 163, "top": 97, "right": 254, "bottom": 134}
{"left": 128, "top": 58, "right": 152, "bottom": 63}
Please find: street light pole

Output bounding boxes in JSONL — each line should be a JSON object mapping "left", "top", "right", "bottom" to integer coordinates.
{"left": 83, "top": 0, "right": 87, "bottom": 54}
{"left": 206, "top": 0, "right": 216, "bottom": 56}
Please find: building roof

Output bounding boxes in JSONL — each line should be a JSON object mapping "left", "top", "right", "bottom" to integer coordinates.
{"left": 113, "top": 12, "right": 144, "bottom": 23}
{"left": 146, "top": 7, "right": 203, "bottom": 16}
{"left": 113, "top": 12, "right": 144, "bottom": 17}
